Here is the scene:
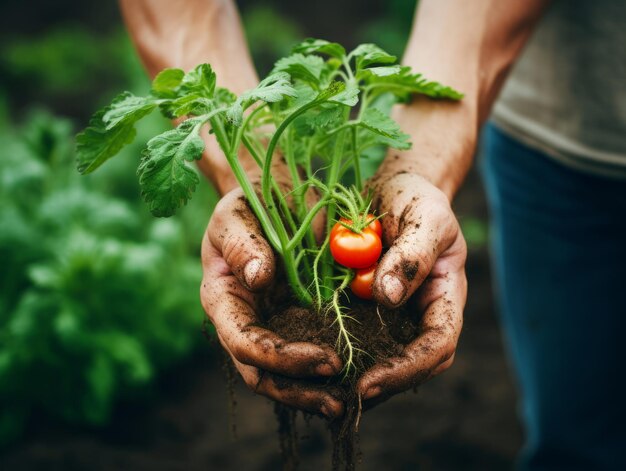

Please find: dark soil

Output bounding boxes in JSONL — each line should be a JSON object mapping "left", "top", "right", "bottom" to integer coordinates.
{"left": 0, "top": 167, "right": 524, "bottom": 470}
{"left": 266, "top": 300, "right": 420, "bottom": 471}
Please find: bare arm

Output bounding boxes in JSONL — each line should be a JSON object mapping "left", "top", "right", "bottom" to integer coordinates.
{"left": 361, "top": 0, "right": 550, "bottom": 403}
{"left": 380, "top": 0, "right": 550, "bottom": 199}
{"left": 119, "top": 0, "right": 258, "bottom": 195}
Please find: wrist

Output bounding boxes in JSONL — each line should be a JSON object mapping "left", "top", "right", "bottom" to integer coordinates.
{"left": 377, "top": 97, "right": 478, "bottom": 201}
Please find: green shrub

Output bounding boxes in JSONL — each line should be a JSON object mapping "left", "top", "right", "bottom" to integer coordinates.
{"left": 0, "top": 108, "right": 217, "bottom": 444}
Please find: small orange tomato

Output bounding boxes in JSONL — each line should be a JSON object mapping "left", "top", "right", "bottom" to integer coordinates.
{"left": 350, "top": 264, "right": 377, "bottom": 300}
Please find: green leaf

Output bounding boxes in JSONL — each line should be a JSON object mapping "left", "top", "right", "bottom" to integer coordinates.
{"left": 358, "top": 107, "right": 411, "bottom": 150}
{"left": 293, "top": 105, "right": 343, "bottom": 136}
{"left": 102, "top": 92, "right": 156, "bottom": 130}
{"left": 214, "top": 87, "right": 237, "bottom": 106}
{"left": 316, "top": 81, "right": 346, "bottom": 101}
{"left": 179, "top": 63, "right": 216, "bottom": 97}
{"left": 350, "top": 44, "right": 396, "bottom": 70}
{"left": 137, "top": 119, "right": 205, "bottom": 217}
{"left": 272, "top": 53, "right": 325, "bottom": 86}
{"left": 357, "top": 65, "right": 402, "bottom": 79}
{"left": 365, "top": 66, "right": 464, "bottom": 101}
{"left": 292, "top": 38, "right": 346, "bottom": 59}
{"left": 329, "top": 83, "right": 359, "bottom": 106}
{"left": 151, "top": 68, "right": 185, "bottom": 98}
{"left": 166, "top": 95, "right": 212, "bottom": 118}
{"left": 227, "top": 72, "right": 297, "bottom": 125}
{"left": 76, "top": 107, "right": 137, "bottom": 175}
{"left": 76, "top": 92, "right": 157, "bottom": 175}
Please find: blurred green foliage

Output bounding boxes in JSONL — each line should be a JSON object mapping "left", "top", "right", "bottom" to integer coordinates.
{"left": 1, "top": 26, "right": 146, "bottom": 120}
{"left": 354, "top": 0, "right": 415, "bottom": 56}
{"left": 0, "top": 23, "right": 219, "bottom": 443}
{"left": 0, "top": 104, "right": 217, "bottom": 444}
{"left": 243, "top": 5, "right": 305, "bottom": 75}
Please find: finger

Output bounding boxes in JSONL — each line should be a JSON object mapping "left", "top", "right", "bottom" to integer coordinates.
{"left": 201, "top": 239, "right": 343, "bottom": 377}
{"left": 373, "top": 194, "right": 462, "bottom": 308}
{"left": 207, "top": 189, "right": 275, "bottom": 291}
{"left": 219, "top": 332, "right": 344, "bottom": 419}
{"left": 357, "top": 271, "right": 465, "bottom": 401}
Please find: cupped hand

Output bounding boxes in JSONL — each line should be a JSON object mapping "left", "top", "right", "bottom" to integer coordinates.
{"left": 358, "top": 171, "right": 467, "bottom": 404}
{"left": 200, "top": 187, "right": 344, "bottom": 419}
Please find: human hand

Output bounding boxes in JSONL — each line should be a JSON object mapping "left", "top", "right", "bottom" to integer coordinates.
{"left": 357, "top": 171, "right": 467, "bottom": 405}
{"left": 200, "top": 185, "right": 344, "bottom": 419}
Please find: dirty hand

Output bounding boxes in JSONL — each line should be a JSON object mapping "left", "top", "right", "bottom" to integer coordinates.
{"left": 358, "top": 171, "right": 467, "bottom": 404}
{"left": 200, "top": 183, "right": 344, "bottom": 419}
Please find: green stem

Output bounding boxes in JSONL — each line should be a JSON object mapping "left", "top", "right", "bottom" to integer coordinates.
{"left": 320, "top": 108, "right": 351, "bottom": 297}
{"left": 262, "top": 99, "right": 323, "bottom": 207}
{"left": 286, "top": 196, "right": 330, "bottom": 251}
{"left": 284, "top": 249, "right": 313, "bottom": 305}
{"left": 351, "top": 126, "right": 362, "bottom": 191}
{"left": 209, "top": 116, "right": 281, "bottom": 252}
{"left": 241, "top": 133, "right": 296, "bottom": 236}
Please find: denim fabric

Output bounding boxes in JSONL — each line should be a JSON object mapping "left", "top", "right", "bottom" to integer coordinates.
{"left": 481, "top": 123, "right": 626, "bottom": 470}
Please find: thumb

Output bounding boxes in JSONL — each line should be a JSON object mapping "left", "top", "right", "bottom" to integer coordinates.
{"left": 207, "top": 189, "right": 275, "bottom": 290}
{"left": 372, "top": 199, "right": 458, "bottom": 307}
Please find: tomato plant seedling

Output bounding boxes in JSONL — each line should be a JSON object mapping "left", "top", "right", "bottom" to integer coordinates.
{"left": 75, "top": 39, "right": 462, "bottom": 374}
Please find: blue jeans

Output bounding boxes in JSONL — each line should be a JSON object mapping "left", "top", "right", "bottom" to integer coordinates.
{"left": 481, "top": 124, "right": 626, "bottom": 470}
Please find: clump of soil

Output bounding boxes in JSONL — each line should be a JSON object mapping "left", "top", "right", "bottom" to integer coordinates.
{"left": 259, "top": 286, "right": 420, "bottom": 471}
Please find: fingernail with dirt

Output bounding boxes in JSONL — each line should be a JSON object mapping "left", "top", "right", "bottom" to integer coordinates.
{"left": 243, "top": 258, "right": 262, "bottom": 288}
{"left": 363, "top": 385, "right": 381, "bottom": 401}
{"left": 382, "top": 274, "right": 405, "bottom": 305}
{"left": 315, "top": 362, "right": 336, "bottom": 376}
{"left": 320, "top": 401, "right": 337, "bottom": 420}
{"left": 320, "top": 403, "right": 332, "bottom": 419}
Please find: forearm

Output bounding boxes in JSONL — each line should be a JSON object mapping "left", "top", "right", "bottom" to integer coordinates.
{"left": 379, "top": 0, "right": 549, "bottom": 200}
{"left": 119, "top": 0, "right": 258, "bottom": 194}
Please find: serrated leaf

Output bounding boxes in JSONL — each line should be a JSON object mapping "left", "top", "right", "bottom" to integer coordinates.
{"left": 227, "top": 72, "right": 297, "bottom": 125}
{"left": 166, "top": 95, "right": 212, "bottom": 118}
{"left": 292, "top": 38, "right": 346, "bottom": 59}
{"left": 314, "top": 106, "right": 344, "bottom": 128}
{"left": 180, "top": 63, "right": 216, "bottom": 97}
{"left": 291, "top": 82, "right": 318, "bottom": 108}
{"left": 316, "top": 81, "right": 345, "bottom": 101}
{"left": 137, "top": 119, "right": 205, "bottom": 217}
{"left": 293, "top": 105, "right": 343, "bottom": 136}
{"left": 214, "top": 87, "right": 237, "bottom": 106}
{"left": 76, "top": 107, "right": 137, "bottom": 175}
{"left": 329, "top": 83, "right": 359, "bottom": 106}
{"left": 357, "top": 65, "right": 402, "bottom": 79}
{"left": 151, "top": 68, "right": 185, "bottom": 98}
{"left": 272, "top": 53, "right": 325, "bottom": 86}
{"left": 358, "top": 107, "right": 411, "bottom": 150}
{"left": 102, "top": 92, "right": 156, "bottom": 130}
{"left": 365, "top": 66, "right": 463, "bottom": 101}
{"left": 350, "top": 44, "right": 396, "bottom": 70}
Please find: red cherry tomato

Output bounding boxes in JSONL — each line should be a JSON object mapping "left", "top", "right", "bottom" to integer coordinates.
{"left": 329, "top": 223, "right": 382, "bottom": 269}
{"left": 365, "top": 214, "right": 383, "bottom": 238}
{"left": 350, "top": 264, "right": 376, "bottom": 300}
{"left": 330, "top": 215, "right": 382, "bottom": 240}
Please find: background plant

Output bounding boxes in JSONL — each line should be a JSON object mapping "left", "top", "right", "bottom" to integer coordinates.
{"left": 0, "top": 106, "right": 217, "bottom": 444}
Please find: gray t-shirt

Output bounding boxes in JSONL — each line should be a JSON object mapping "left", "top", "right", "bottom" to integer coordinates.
{"left": 491, "top": 0, "right": 626, "bottom": 178}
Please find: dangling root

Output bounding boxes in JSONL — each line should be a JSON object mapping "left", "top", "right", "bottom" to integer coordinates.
{"left": 325, "top": 270, "right": 366, "bottom": 377}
